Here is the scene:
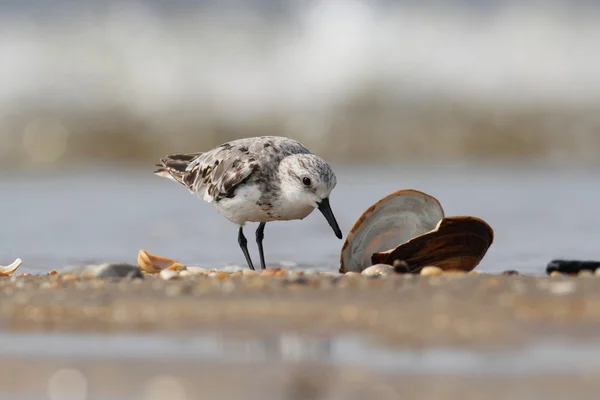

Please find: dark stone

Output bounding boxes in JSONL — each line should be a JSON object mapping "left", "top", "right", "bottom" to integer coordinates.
{"left": 546, "top": 259, "right": 600, "bottom": 275}
{"left": 392, "top": 260, "right": 410, "bottom": 274}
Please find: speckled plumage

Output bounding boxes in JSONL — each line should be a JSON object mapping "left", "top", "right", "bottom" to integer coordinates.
{"left": 154, "top": 136, "right": 342, "bottom": 270}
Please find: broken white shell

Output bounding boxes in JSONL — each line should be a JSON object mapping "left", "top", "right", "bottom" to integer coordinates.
{"left": 0, "top": 258, "right": 23, "bottom": 277}
{"left": 137, "top": 249, "right": 186, "bottom": 274}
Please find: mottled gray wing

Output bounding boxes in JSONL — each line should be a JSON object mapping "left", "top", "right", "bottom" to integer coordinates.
{"left": 187, "top": 145, "right": 260, "bottom": 203}
{"left": 155, "top": 136, "right": 311, "bottom": 202}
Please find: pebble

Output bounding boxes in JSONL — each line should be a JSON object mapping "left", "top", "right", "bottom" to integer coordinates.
{"left": 361, "top": 264, "right": 394, "bottom": 276}
{"left": 178, "top": 270, "right": 193, "bottom": 278}
{"left": 242, "top": 269, "right": 259, "bottom": 276}
{"left": 501, "top": 270, "right": 520, "bottom": 276}
{"left": 261, "top": 268, "right": 288, "bottom": 277}
{"left": 93, "top": 263, "right": 144, "bottom": 279}
{"left": 210, "top": 271, "right": 231, "bottom": 280}
{"left": 186, "top": 267, "right": 209, "bottom": 275}
{"left": 596, "top": 268, "right": 600, "bottom": 276}
{"left": 550, "top": 271, "right": 563, "bottom": 278}
{"left": 159, "top": 269, "right": 180, "bottom": 281}
{"left": 392, "top": 260, "right": 410, "bottom": 273}
{"left": 343, "top": 272, "right": 362, "bottom": 278}
{"left": 420, "top": 266, "right": 442, "bottom": 276}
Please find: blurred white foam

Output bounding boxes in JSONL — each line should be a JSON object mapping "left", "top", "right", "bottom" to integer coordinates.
{"left": 0, "top": 1, "right": 598, "bottom": 114}
{"left": 0, "top": 0, "right": 598, "bottom": 164}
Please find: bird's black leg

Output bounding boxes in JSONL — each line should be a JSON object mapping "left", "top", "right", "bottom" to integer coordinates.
{"left": 238, "top": 226, "right": 255, "bottom": 270}
{"left": 255, "top": 222, "right": 267, "bottom": 270}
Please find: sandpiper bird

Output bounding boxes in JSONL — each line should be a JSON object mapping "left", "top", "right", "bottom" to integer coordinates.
{"left": 154, "top": 136, "right": 343, "bottom": 270}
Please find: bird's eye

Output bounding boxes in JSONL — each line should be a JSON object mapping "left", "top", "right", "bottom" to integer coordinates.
{"left": 302, "top": 177, "right": 311, "bottom": 186}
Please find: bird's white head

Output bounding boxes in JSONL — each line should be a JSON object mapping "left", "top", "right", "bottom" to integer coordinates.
{"left": 279, "top": 154, "right": 342, "bottom": 239}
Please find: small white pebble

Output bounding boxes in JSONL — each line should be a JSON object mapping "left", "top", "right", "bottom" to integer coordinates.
{"left": 178, "top": 270, "right": 193, "bottom": 278}
{"left": 186, "top": 267, "right": 209, "bottom": 275}
{"left": 361, "top": 264, "right": 394, "bottom": 276}
{"left": 160, "top": 269, "right": 179, "bottom": 281}
{"left": 549, "top": 281, "right": 576, "bottom": 296}
{"left": 420, "top": 266, "right": 442, "bottom": 276}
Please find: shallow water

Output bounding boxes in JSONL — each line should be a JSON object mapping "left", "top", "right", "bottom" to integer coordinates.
{"left": 2, "top": 331, "right": 600, "bottom": 400}
{"left": 3, "top": 331, "right": 600, "bottom": 375}
{"left": 0, "top": 163, "right": 598, "bottom": 275}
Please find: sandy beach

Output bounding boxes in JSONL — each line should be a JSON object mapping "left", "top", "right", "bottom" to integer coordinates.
{"left": 2, "top": 268, "right": 600, "bottom": 399}
{"left": 3, "top": 269, "right": 600, "bottom": 344}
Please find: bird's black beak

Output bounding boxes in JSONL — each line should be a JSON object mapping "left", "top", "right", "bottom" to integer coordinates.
{"left": 317, "top": 198, "right": 343, "bottom": 239}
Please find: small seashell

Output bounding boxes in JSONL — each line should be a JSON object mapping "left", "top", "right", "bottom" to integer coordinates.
{"left": 361, "top": 264, "right": 394, "bottom": 276}
{"left": 343, "top": 271, "right": 362, "bottom": 278}
{"left": 160, "top": 269, "right": 180, "bottom": 280}
{"left": 167, "top": 263, "right": 187, "bottom": 271}
{"left": 0, "top": 258, "right": 23, "bottom": 277}
{"left": 420, "top": 266, "right": 442, "bottom": 276}
{"left": 137, "top": 249, "right": 185, "bottom": 273}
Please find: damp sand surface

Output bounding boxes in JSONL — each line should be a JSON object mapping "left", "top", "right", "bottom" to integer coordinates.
{"left": 2, "top": 271, "right": 600, "bottom": 399}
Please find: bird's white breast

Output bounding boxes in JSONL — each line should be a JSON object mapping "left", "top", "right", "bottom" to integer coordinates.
{"left": 213, "top": 183, "right": 315, "bottom": 225}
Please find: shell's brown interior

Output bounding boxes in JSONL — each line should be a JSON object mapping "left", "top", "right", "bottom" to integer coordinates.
{"left": 372, "top": 216, "right": 494, "bottom": 273}
{"left": 340, "top": 190, "right": 445, "bottom": 273}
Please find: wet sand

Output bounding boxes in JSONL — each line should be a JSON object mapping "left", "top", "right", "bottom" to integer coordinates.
{"left": 3, "top": 270, "right": 600, "bottom": 345}
{"left": 2, "top": 270, "right": 600, "bottom": 399}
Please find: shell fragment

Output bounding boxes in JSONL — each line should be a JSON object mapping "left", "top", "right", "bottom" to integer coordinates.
{"left": 0, "top": 258, "right": 23, "bottom": 277}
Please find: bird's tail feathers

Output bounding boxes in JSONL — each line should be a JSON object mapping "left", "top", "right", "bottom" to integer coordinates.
{"left": 154, "top": 152, "right": 202, "bottom": 188}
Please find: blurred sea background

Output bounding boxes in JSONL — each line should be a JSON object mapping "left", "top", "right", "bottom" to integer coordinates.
{"left": 2, "top": 2, "right": 600, "bottom": 399}
{"left": 1, "top": 0, "right": 599, "bottom": 273}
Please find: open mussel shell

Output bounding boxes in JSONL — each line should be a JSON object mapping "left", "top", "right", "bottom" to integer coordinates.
{"left": 371, "top": 216, "right": 494, "bottom": 273}
{"left": 0, "top": 258, "right": 23, "bottom": 277}
{"left": 340, "top": 190, "right": 445, "bottom": 273}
